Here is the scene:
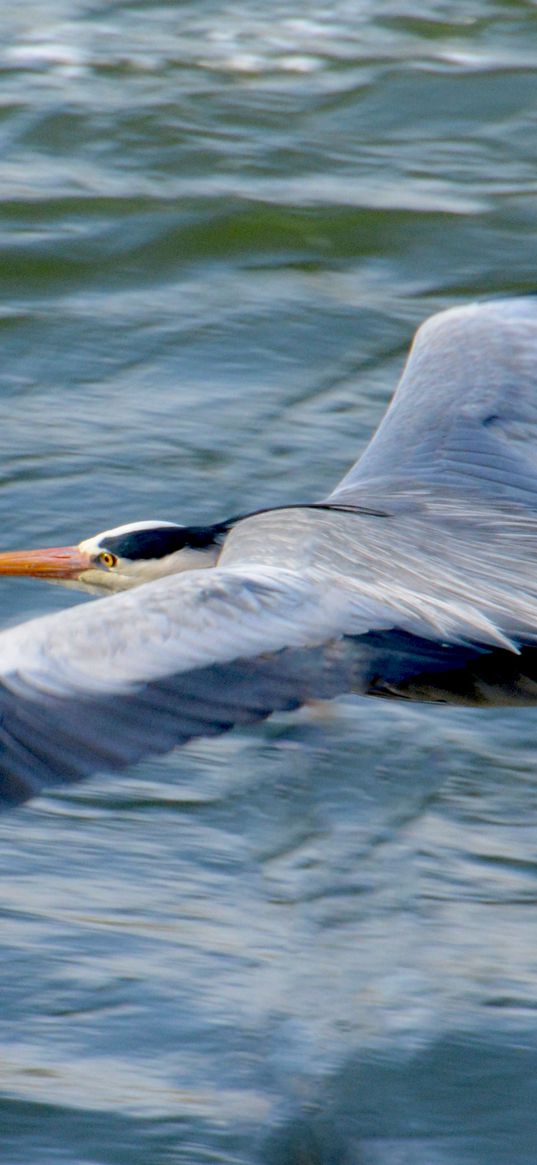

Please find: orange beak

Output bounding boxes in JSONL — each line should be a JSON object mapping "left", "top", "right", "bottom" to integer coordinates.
{"left": 0, "top": 544, "right": 92, "bottom": 579}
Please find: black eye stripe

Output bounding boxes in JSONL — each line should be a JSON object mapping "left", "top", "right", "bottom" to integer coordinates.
{"left": 102, "top": 524, "right": 228, "bottom": 561}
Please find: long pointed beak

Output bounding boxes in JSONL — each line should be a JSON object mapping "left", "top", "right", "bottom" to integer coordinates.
{"left": 0, "top": 545, "right": 92, "bottom": 579}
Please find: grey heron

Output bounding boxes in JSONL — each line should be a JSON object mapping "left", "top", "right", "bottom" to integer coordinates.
{"left": 1, "top": 294, "right": 537, "bottom": 809}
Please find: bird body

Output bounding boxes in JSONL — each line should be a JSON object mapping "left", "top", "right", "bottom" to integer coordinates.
{"left": 2, "top": 295, "right": 537, "bottom": 806}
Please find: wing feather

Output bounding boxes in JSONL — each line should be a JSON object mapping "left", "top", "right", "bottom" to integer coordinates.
{"left": 0, "top": 556, "right": 516, "bottom": 808}
{"left": 0, "top": 565, "right": 374, "bottom": 805}
{"left": 328, "top": 297, "right": 537, "bottom": 506}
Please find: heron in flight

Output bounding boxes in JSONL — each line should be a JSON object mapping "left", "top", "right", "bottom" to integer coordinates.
{"left": 1, "top": 295, "right": 537, "bottom": 809}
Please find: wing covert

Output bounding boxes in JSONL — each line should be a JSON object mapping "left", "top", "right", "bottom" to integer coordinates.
{"left": 0, "top": 563, "right": 388, "bottom": 806}
{"left": 328, "top": 296, "right": 537, "bottom": 506}
{"left": 0, "top": 545, "right": 528, "bottom": 808}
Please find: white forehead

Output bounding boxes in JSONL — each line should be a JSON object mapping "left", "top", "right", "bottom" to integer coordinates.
{"left": 95, "top": 520, "right": 182, "bottom": 539}
{"left": 79, "top": 520, "right": 184, "bottom": 553}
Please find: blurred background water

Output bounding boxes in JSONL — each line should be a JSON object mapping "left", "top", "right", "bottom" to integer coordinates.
{"left": 2, "top": 2, "right": 537, "bottom": 1162}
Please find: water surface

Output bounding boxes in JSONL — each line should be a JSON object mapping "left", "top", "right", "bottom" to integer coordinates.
{"left": 2, "top": 2, "right": 537, "bottom": 1162}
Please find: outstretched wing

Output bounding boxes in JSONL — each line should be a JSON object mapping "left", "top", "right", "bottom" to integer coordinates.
{"left": 3, "top": 540, "right": 534, "bottom": 809}
{"left": 0, "top": 563, "right": 390, "bottom": 807}
{"left": 328, "top": 296, "right": 537, "bottom": 507}
{"left": 2, "top": 519, "right": 537, "bottom": 810}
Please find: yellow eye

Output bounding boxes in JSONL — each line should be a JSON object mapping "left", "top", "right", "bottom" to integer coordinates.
{"left": 99, "top": 551, "right": 118, "bottom": 569}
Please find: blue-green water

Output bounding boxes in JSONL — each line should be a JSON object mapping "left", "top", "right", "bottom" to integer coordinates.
{"left": 2, "top": 2, "right": 537, "bottom": 1162}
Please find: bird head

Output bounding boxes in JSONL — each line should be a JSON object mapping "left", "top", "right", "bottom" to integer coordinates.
{"left": 0, "top": 519, "right": 230, "bottom": 593}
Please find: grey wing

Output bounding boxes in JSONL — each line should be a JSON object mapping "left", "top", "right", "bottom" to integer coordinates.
{"left": 1, "top": 557, "right": 522, "bottom": 810}
{"left": 328, "top": 296, "right": 537, "bottom": 507}
{"left": 3, "top": 550, "right": 537, "bottom": 808}
{"left": 0, "top": 564, "right": 390, "bottom": 808}
{"left": 0, "top": 631, "right": 495, "bottom": 810}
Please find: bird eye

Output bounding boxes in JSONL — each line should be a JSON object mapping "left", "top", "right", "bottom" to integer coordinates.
{"left": 99, "top": 551, "right": 118, "bottom": 569}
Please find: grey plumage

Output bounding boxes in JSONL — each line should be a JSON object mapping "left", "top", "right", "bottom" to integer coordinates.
{"left": 2, "top": 295, "right": 537, "bottom": 807}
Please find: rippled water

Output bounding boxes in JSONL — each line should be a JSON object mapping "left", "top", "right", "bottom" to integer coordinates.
{"left": 2, "top": 2, "right": 537, "bottom": 1162}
